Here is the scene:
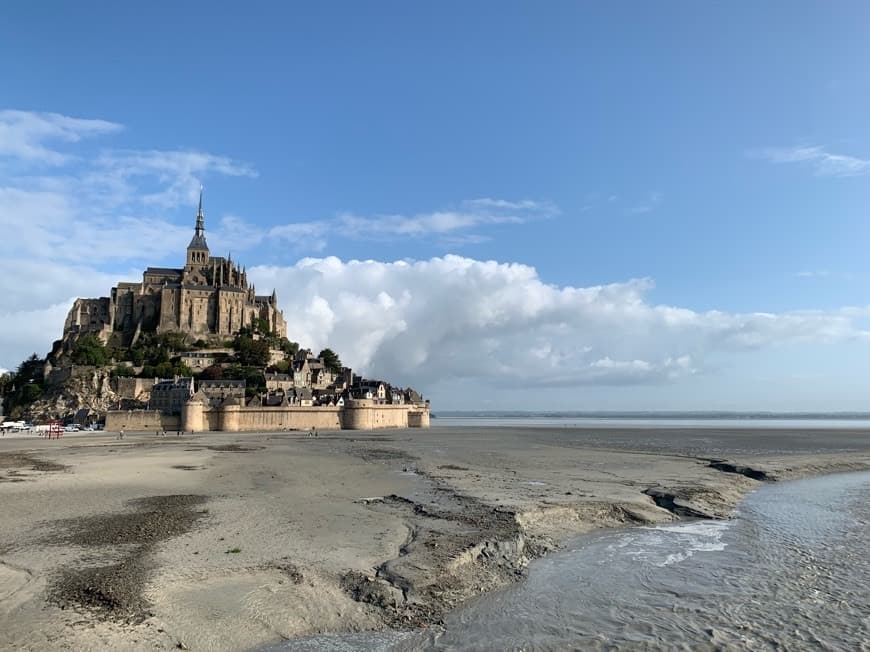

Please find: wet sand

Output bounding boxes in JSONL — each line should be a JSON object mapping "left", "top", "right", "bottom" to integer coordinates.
{"left": 1, "top": 425, "right": 869, "bottom": 650}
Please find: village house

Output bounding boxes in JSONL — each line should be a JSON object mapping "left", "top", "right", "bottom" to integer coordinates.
{"left": 198, "top": 379, "right": 246, "bottom": 407}
{"left": 150, "top": 377, "right": 194, "bottom": 414}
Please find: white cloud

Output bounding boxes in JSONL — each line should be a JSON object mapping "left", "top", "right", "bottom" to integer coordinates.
{"left": 0, "top": 300, "right": 75, "bottom": 365}
{"left": 0, "top": 110, "right": 122, "bottom": 165}
{"left": 751, "top": 145, "right": 870, "bottom": 177}
{"left": 245, "top": 255, "right": 870, "bottom": 393}
{"left": 0, "top": 111, "right": 262, "bottom": 267}
{"left": 264, "top": 197, "right": 555, "bottom": 248}
{"left": 92, "top": 149, "right": 257, "bottom": 208}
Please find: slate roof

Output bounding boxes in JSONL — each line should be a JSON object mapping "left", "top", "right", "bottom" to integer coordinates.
{"left": 145, "top": 267, "right": 183, "bottom": 276}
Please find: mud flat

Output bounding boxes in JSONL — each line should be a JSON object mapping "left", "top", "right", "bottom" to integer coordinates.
{"left": 1, "top": 425, "right": 869, "bottom": 650}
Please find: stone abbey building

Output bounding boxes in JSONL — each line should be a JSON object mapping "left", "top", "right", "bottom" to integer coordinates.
{"left": 62, "top": 191, "right": 287, "bottom": 347}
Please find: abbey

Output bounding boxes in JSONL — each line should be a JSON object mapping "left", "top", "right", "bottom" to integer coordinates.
{"left": 62, "top": 191, "right": 286, "bottom": 347}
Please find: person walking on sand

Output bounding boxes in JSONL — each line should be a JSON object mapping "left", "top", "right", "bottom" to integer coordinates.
{"left": 118, "top": 428, "right": 125, "bottom": 440}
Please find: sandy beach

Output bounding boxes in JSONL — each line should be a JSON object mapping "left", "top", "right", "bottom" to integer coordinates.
{"left": 1, "top": 424, "right": 869, "bottom": 651}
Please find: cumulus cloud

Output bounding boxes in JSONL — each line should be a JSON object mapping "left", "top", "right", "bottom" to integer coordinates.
{"left": 0, "top": 300, "right": 75, "bottom": 365}
{"left": 3, "top": 251, "right": 870, "bottom": 401}
{"left": 751, "top": 145, "right": 870, "bottom": 177}
{"left": 245, "top": 255, "right": 870, "bottom": 393}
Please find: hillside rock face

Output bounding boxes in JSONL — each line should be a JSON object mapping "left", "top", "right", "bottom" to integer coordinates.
{"left": 27, "top": 369, "right": 146, "bottom": 421}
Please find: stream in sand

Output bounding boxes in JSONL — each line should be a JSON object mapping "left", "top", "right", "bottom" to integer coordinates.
{"left": 274, "top": 470, "right": 870, "bottom": 651}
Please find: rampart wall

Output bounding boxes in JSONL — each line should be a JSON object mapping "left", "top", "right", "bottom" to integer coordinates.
{"left": 108, "top": 402, "right": 430, "bottom": 432}
{"left": 105, "top": 410, "right": 180, "bottom": 431}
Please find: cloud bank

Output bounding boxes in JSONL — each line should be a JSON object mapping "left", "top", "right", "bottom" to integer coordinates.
{"left": 244, "top": 255, "right": 870, "bottom": 393}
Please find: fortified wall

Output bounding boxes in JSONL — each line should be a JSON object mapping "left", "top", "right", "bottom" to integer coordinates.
{"left": 105, "top": 410, "right": 181, "bottom": 431}
{"left": 106, "top": 399, "right": 429, "bottom": 432}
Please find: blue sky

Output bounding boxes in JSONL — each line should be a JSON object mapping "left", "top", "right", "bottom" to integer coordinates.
{"left": 2, "top": 2, "right": 870, "bottom": 410}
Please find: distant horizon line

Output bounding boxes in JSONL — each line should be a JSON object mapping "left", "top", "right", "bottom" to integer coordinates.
{"left": 436, "top": 410, "right": 870, "bottom": 419}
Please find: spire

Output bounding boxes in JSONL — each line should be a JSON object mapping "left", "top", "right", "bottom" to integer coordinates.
{"left": 195, "top": 185, "right": 205, "bottom": 236}
{"left": 188, "top": 185, "right": 209, "bottom": 251}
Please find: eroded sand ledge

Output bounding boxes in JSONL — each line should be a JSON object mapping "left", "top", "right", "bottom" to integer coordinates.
{"left": 1, "top": 425, "right": 869, "bottom": 650}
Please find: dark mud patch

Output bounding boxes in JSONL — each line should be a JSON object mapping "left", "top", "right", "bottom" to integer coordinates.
{"left": 357, "top": 448, "right": 418, "bottom": 463}
{"left": 0, "top": 452, "right": 68, "bottom": 483}
{"left": 644, "top": 487, "right": 717, "bottom": 519}
{"left": 44, "top": 494, "right": 208, "bottom": 621}
{"left": 707, "top": 460, "right": 769, "bottom": 481}
{"left": 0, "top": 451, "right": 68, "bottom": 476}
{"left": 437, "top": 464, "right": 469, "bottom": 471}
{"left": 47, "top": 495, "right": 208, "bottom": 548}
{"left": 345, "top": 437, "right": 396, "bottom": 442}
{"left": 206, "top": 444, "right": 263, "bottom": 453}
{"left": 49, "top": 553, "right": 151, "bottom": 622}
{"left": 269, "top": 558, "right": 304, "bottom": 584}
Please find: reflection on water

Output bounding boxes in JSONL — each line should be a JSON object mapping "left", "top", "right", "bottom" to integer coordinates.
{"left": 273, "top": 471, "right": 870, "bottom": 651}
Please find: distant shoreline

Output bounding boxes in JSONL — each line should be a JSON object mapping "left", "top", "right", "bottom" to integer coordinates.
{"left": 437, "top": 410, "right": 870, "bottom": 419}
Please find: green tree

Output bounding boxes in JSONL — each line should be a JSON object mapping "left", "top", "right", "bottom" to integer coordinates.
{"left": 159, "top": 331, "right": 189, "bottom": 352}
{"left": 6, "top": 353, "right": 46, "bottom": 415}
{"left": 236, "top": 336, "right": 270, "bottom": 367}
{"left": 318, "top": 348, "right": 342, "bottom": 373}
{"left": 269, "top": 359, "right": 291, "bottom": 374}
{"left": 71, "top": 334, "right": 109, "bottom": 366}
{"left": 129, "top": 347, "right": 145, "bottom": 366}
{"left": 16, "top": 353, "right": 45, "bottom": 384}
{"left": 224, "top": 365, "right": 265, "bottom": 394}
{"left": 20, "top": 383, "right": 43, "bottom": 403}
{"left": 154, "top": 362, "right": 175, "bottom": 378}
{"left": 198, "top": 365, "right": 224, "bottom": 380}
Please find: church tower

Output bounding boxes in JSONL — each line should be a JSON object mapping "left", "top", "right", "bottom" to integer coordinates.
{"left": 186, "top": 187, "right": 210, "bottom": 268}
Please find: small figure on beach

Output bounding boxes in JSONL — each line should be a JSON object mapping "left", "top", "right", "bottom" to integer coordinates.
{"left": 118, "top": 428, "right": 125, "bottom": 440}
{"left": 313, "top": 427, "right": 318, "bottom": 438}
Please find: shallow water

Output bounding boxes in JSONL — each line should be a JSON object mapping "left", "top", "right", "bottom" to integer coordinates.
{"left": 274, "top": 471, "right": 870, "bottom": 651}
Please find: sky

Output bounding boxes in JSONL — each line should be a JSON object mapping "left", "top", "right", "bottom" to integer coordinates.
{"left": 2, "top": 1, "right": 870, "bottom": 410}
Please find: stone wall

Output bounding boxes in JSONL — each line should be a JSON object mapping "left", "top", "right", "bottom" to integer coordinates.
{"left": 46, "top": 365, "right": 98, "bottom": 387}
{"left": 178, "top": 400, "right": 429, "bottom": 432}
{"left": 222, "top": 406, "right": 342, "bottom": 432}
{"left": 340, "top": 400, "right": 417, "bottom": 429}
{"left": 112, "top": 377, "right": 156, "bottom": 399}
{"left": 105, "top": 410, "right": 180, "bottom": 432}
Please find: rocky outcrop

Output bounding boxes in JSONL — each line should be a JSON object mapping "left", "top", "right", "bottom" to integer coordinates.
{"left": 26, "top": 368, "right": 147, "bottom": 421}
